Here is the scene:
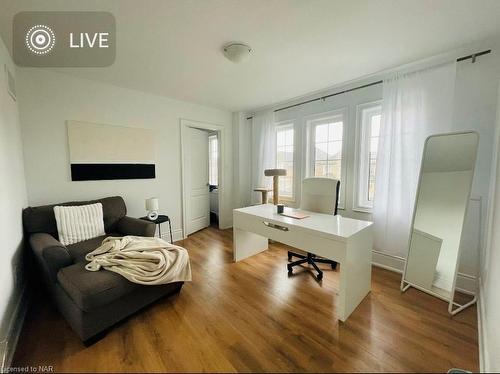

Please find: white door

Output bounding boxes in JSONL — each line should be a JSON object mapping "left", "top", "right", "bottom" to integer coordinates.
{"left": 186, "top": 127, "right": 210, "bottom": 235}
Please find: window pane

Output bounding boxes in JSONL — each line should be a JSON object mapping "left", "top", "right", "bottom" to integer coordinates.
{"left": 368, "top": 158, "right": 376, "bottom": 201}
{"left": 315, "top": 142, "right": 328, "bottom": 161}
{"left": 285, "top": 145, "right": 293, "bottom": 161}
{"left": 370, "top": 138, "right": 378, "bottom": 154}
{"left": 314, "top": 160, "right": 328, "bottom": 177}
{"left": 315, "top": 124, "right": 328, "bottom": 142}
{"left": 285, "top": 128, "right": 294, "bottom": 145}
{"left": 208, "top": 135, "right": 218, "bottom": 186}
{"left": 276, "top": 125, "right": 294, "bottom": 198}
{"left": 356, "top": 103, "right": 381, "bottom": 208}
{"left": 277, "top": 130, "right": 286, "bottom": 146}
{"left": 277, "top": 146, "right": 285, "bottom": 162}
{"left": 328, "top": 160, "right": 341, "bottom": 180}
{"left": 328, "top": 122, "right": 343, "bottom": 141}
{"left": 327, "top": 141, "right": 342, "bottom": 160}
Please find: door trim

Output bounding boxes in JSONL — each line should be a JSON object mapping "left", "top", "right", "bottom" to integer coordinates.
{"left": 180, "top": 119, "right": 225, "bottom": 239}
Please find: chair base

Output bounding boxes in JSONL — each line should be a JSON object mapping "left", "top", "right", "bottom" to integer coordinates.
{"left": 287, "top": 251, "right": 337, "bottom": 281}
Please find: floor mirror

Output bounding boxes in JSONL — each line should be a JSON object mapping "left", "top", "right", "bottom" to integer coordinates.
{"left": 401, "top": 131, "right": 479, "bottom": 315}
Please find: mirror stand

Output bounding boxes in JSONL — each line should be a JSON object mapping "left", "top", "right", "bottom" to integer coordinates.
{"left": 400, "top": 131, "right": 479, "bottom": 316}
{"left": 401, "top": 280, "right": 477, "bottom": 315}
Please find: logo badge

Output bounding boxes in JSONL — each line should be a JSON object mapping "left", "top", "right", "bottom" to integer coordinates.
{"left": 25, "top": 24, "right": 55, "bottom": 55}
{"left": 14, "top": 12, "right": 115, "bottom": 67}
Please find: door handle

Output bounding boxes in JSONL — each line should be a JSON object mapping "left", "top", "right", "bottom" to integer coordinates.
{"left": 263, "top": 221, "right": 289, "bottom": 231}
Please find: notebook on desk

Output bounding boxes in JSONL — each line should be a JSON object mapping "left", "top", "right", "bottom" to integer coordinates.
{"left": 279, "top": 210, "right": 310, "bottom": 219}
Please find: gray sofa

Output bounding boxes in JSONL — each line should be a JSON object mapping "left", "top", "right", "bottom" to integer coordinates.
{"left": 22, "top": 196, "right": 184, "bottom": 343}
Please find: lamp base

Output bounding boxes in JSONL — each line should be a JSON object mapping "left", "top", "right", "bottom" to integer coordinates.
{"left": 147, "top": 211, "right": 158, "bottom": 220}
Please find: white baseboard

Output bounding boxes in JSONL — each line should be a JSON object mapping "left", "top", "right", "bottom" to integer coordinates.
{"left": 0, "top": 284, "right": 29, "bottom": 373}
{"left": 371, "top": 250, "right": 477, "bottom": 294}
{"left": 160, "top": 229, "right": 183, "bottom": 243}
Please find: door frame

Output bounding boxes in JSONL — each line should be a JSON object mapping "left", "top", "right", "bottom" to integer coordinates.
{"left": 180, "top": 119, "right": 225, "bottom": 238}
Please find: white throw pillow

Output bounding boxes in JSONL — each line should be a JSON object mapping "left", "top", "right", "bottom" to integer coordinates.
{"left": 54, "top": 203, "right": 106, "bottom": 246}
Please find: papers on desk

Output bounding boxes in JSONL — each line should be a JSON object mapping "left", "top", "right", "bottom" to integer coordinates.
{"left": 279, "top": 210, "right": 310, "bottom": 219}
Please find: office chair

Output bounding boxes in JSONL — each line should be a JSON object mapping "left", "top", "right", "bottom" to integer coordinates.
{"left": 287, "top": 177, "right": 339, "bottom": 281}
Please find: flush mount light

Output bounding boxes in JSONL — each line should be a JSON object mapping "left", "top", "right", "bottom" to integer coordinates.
{"left": 222, "top": 42, "right": 252, "bottom": 63}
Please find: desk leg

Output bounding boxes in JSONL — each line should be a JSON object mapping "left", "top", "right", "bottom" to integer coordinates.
{"left": 338, "top": 227, "right": 373, "bottom": 322}
{"left": 233, "top": 227, "right": 268, "bottom": 262}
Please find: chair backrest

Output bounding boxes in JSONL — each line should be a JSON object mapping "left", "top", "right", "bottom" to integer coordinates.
{"left": 300, "top": 177, "right": 340, "bottom": 215}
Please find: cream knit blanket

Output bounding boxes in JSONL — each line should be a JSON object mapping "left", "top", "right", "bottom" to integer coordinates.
{"left": 85, "top": 236, "right": 192, "bottom": 285}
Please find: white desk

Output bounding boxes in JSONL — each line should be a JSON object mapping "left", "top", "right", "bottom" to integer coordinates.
{"left": 233, "top": 204, "right": 373, "bottom": 322}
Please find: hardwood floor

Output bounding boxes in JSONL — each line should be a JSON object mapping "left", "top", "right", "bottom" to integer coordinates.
{"left": 13, "top": 226, "right": 479, "bottom": 372}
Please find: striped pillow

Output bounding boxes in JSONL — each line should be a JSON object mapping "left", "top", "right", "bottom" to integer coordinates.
{"left": 54, "top": 203, "right": 106, "bottom": 246}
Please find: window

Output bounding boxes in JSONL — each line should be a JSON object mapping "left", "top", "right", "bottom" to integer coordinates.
{"left": 312, "top": 119, "right": 343, "bottom": 179}
{"left": 276, "top": 124, "right": 294, "bottom": 199}
{"left": 307, "top": 110, "right": 346, "bottom": 207}
{"left": 355, "top": 102, "right": 381, "bottom": 210}
{"left": 208, "top": 134, "right": 218, "bottom": 186}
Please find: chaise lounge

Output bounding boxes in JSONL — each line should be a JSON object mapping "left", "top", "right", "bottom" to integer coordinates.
{"left": 22, "top": 196, "right": 184, "bottom": 343}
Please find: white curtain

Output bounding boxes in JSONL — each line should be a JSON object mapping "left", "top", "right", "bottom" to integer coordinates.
{"left": 251, "top": 110, "right": 276, "bottom": 204}
{"left": 372, "top": 62, "right": 457, "bottom": 257}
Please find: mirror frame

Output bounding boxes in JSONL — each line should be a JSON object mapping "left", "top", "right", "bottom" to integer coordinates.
{"left": 400, "top": 130, "right": 479, "bottom": 315}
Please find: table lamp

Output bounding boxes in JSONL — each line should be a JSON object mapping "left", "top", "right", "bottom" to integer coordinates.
{"left": 145, "top": 197, "right": 159, "bottom": 220}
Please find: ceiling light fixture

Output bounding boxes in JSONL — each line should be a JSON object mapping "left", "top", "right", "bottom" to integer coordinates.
{"left": 222, "top": 42, "right": 252, "bottom": 63}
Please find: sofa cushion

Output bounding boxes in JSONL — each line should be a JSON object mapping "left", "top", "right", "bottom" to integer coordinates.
{"left": 22, "top": 196, "right": 126, "bottom": 237}
{"left": 57, "top": 262, "right": 140, "bottom": 311}
{"left": 66, "top": 234, "right": 120, "bottom": 263}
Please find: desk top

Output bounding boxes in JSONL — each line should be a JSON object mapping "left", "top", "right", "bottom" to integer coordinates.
{"left": 234, "top": 204, "right": 372, "bottom": 242}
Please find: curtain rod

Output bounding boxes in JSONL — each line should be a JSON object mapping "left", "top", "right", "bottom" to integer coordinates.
{"left": 246, "top": 49, "right": 491, "bottom": 120}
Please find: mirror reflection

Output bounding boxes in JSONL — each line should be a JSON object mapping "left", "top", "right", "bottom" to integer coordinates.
{"left": 404, "top": 132, "right": 479, "bottom": 296}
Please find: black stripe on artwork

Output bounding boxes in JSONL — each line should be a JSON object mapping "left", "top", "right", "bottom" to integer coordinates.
{"left": 71, "top": 163, "right": 155, "bottom": 181}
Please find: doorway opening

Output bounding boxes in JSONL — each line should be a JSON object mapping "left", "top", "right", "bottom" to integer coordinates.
{"left": 180, "top": 119, "right": 224, "bottom": 238}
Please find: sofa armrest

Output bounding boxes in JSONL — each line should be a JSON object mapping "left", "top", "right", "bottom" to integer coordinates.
{"left": 117, "top": 216, "right": 156, "bottom": 237}
{"left": 30, "top": 233, "right": 72, "bottom": 283}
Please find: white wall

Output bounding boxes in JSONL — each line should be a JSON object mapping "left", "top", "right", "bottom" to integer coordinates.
{"left": 232, "top": 112, "right": 252, "bottom": 209}
{"left": 480, "top": 79, "right": 500, "bottom": 372}
{"left": 0, "top": 38, "right": 28, "bottom": 358}
{"left": 16, "top": 69, "right": 233, "bottom": 237}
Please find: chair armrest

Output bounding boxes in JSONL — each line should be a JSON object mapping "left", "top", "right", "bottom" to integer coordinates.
{"left": 117, "top": 216, "right": 156, "bottom": 237}
{"left": 30, "top": 233, "right": 72, "bottom": 283}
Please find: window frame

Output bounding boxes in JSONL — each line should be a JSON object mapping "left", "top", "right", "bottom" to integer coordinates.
{"left": 305, "top": 108, "right": 348, "bottom": 210}
{"left": 275, "top": 121, "right": 296, "bottom": 202}
{"left": 208, "top": 133, "right": 218, "bottom": 187}
{"left": 353, "top": 100, "right": 382, "bottom": 212}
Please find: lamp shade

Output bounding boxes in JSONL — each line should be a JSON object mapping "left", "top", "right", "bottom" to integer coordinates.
{"left": 145, "top": 197, "right": 159, "bottom": 211}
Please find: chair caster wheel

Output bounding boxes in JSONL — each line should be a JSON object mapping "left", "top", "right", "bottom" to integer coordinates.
{"left": 317, "top": 274, "right": 323, "bottom": 281}
{"left": 331, "top": 264, "right": 337, "bottom": 270}
{"left": 287, "top": 267, "right": 293, "bottom": 274}
{"left": 288, "top": 256, "right": 292, "bottom": 261}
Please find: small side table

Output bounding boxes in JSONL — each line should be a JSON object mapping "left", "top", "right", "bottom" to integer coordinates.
{"left": 140, "top": 215, "right": 173, "bottom": 243}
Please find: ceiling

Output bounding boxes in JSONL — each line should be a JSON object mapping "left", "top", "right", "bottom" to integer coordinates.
{"left": 1, "top": 0, "right": 500, "bottom": 112}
